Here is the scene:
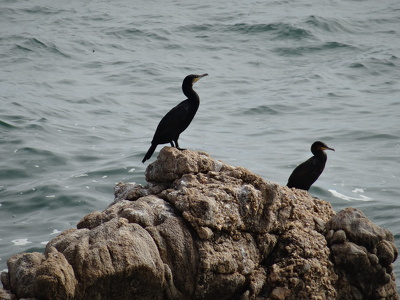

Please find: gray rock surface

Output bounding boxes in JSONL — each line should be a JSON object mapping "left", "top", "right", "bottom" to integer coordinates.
{"left": 0, "top": 147, "right": 398, "bottom": 299}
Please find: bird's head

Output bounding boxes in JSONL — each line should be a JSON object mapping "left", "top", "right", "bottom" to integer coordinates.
{"left": 312, "top": 141, "right": 335, "bottom": 154}
{"left": 184, "top": 73, "right": 208, "bottom": 86}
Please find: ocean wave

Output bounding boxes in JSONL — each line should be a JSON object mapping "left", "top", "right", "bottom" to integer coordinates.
{"left": 0, "top": 120, "right": 18, "bottom": 130}
{"left": 241, "top": 104, "right": 296, "bottom": 116}
{"left": 0, "top": 167, "right": 30, "bottom": 180}
{"left": 274, "top": 41, "right": 357, "bottom": 56}
{"left": 305, "top": 15, "right": 364, "bottom": 33}
{"left": 182, "top": 22, "right": 314, "bottom": 41}
{"left": 356, "top": 133, "right": 400, "bottom": 141}
{"left": 228, "top": 22, "right": 314, "bottom": 40}
{"left": 107, "top": 27, "right": 169, "bottom": 42}
{"left": 329, "top": 189, "right": 373, "bottom": 201}
{"left": 11, "top": 38, "right": 70, "bottom": 58}
{"left": 13, "top": 147, "right": 68, "bottom": 167}
{"left": 19, "top": 6, "right": 66, "bottom": 16}
{"left": 346, "top": 54, "right": 399, "bottom": 79}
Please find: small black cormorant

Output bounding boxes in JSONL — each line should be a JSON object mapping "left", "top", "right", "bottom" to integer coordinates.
{"left": 287, "top": 141, "right": 335, "bottom": 191}
{"left": 142, "top": 73, "right": 208, "bottom": 163}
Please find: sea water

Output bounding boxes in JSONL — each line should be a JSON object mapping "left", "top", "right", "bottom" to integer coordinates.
{"left": 1, "top": 0, "right": 399, "bottom": 292}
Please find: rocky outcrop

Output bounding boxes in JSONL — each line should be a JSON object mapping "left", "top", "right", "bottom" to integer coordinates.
{"left": 0, "top": 147, "right": 398, "bottom": 299}
{"left": 326, "top": 208, "right": 398, "bottom": 299}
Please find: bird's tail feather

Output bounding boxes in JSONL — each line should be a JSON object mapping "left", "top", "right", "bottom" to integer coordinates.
{"left": 142, "top": 144, "right": 157, "bottom": 163}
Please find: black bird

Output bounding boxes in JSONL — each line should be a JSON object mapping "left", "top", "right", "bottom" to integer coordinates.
{"left": 287, "top": 141, "right": 335, "bottom": 191}
{"left": 142, "top": 73, "right": 208, "bottom": 163}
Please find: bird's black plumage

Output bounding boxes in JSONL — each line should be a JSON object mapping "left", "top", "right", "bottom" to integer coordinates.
{"left": 287, "top": 141, "right": 335, "bottom": 191}
{"left": 142, "top": 73, "right": 208, "bottom": 163}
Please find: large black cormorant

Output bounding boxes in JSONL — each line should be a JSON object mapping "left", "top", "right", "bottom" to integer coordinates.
{"left": 142, "top": 73, "right": 208, "bottom": 163}
{"left": 287, "top": 141, "right": 335, "bottom": 190}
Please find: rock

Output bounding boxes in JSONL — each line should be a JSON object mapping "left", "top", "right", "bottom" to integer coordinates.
{"left": 6, "top": 252, "right": 45, "bottom": 298}
{"left": 0, "top": 288, "right": 15, "bottom": 300}
{"left": 326, "top": 207, "right": 398, "bottom": 299}
{"left": 35, "top": 247, "right": 78, "bottom": 299}
{"left": 0, "top": 147, "right": 398, "bottom": 299}
{"left": 145, "top": 147, "right": 222, "bottom": 183}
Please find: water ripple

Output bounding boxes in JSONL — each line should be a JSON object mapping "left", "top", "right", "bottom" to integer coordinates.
{"left": 275, "top": 41, "right": 357, "bottom": 56}
{"left": 305, "top": 15, "right": 364, "bottom": 33}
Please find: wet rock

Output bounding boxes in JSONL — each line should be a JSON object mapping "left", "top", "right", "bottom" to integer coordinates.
{"left": 0, "top": 147, "right": 398, "bottom": 299}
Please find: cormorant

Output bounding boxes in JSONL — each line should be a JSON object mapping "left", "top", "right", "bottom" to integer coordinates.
{"left": 287, "top": 141, "right": 335, "bottom": 190}
{"left": 142, "top": 73, "right": 208, "bottom": 163}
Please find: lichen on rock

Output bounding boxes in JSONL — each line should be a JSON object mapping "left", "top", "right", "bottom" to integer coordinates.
{"left": 0, "top": 147, "right": 398, "bottom": 299}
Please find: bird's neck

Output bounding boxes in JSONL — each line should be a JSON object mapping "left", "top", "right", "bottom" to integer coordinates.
{"left": 182, "top": 85, "right": 200, "bottom": 102}
{"left": 314, "top": 151, "right": 327, "bottom": 160}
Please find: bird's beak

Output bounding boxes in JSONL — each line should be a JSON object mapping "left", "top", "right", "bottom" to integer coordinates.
{"left": 323, "top": 146, "right": 335, "bottom": 151}
{"left": 193, "top": 73, "right": 208, "bottom": 83}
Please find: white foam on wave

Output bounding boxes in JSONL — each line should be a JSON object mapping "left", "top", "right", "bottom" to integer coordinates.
{"left": 11, "top": 238, "right": 32, "bottom": 246}
{"left": 328, "top": 189, "right": 373, "bottom": 201}
{"left": 73, "top": 173, "right": 88, "bottom": 178}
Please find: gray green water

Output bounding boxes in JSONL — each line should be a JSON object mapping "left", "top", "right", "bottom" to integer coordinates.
{"left": 1, "top": 0, "right": 399, "bottom": 292}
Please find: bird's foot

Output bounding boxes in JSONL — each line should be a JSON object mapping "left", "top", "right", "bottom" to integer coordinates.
{"left": 177, "top": 147, "right": 186, "bottom": 151}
